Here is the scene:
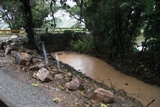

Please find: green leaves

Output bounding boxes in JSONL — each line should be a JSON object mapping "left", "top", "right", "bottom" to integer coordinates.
{"left": 31, "top": 83, "right": 39, "bottom": 87}
{"left": 100, "top": 103, "right": 110, "bottom": 107}
{"left": 59, "top": 85, "right": 65, "bottom": 90}
{"left": 86, "top": 0, "right": 93, "bottom": 7}
{"left": 53, "top": 98, "right": 62, "bottom": 103}
{"left": 120, "top": 2, "right": 130, "bottom": 9}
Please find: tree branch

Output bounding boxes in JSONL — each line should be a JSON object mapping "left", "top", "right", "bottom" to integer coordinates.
{"left": 50, "top": 0, "right": 56, "bottom": 28}
{"left": 65, "top": 9, "right": 86, "bottom": 24}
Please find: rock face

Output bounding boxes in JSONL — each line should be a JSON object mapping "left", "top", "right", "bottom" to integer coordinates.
{"left": 91, "top": 88, "right": 114, "bottom": 104}
{"left": 65, "top": 78, "right": 80, "bottom": 91}
{"left": 36, "top": 67, "right": 53, "bottom": 82}
{"left": 11, "top": 51, "right": 31, "bottom": 65}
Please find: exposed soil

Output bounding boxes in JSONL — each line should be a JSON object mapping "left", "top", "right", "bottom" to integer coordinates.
{"left": 0, "top": 36, "right": 144, "bottom": 107}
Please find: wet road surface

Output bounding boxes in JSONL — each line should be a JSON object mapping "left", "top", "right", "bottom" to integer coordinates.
{"left": 0, "top": 69, "right": 57, "bottom": 107}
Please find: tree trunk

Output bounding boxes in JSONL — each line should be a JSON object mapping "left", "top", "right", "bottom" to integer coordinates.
{"left": 20, "top": 0, "right": 36, "bottom": 49}
{"left": 114, "top": 0, "right": 122, "bottom": 58}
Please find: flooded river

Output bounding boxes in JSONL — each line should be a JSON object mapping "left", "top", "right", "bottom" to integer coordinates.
{"left": 52, "top": 51, "right": 160, "bottom": 107}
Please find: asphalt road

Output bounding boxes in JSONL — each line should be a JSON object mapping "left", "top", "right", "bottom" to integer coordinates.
{"left": 0, "top": 69, "right": 57, "bottom": 107}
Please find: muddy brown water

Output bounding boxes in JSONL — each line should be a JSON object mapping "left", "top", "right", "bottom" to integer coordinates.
{"left": 52, "top": 51, "right": 160, "bottom": 107}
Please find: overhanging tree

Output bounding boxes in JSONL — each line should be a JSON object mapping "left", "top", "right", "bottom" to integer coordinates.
{"left": 0, "top": 0, "right": 24, "bottom": 30}
{"left": 19, "top": 0, "right": 36, "bottom": 48}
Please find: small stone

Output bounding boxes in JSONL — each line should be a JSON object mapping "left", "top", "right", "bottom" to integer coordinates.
{"left": 25, "top": 62, "right": 31, "bottom": 66}
{"left": 125, "top": 83, "right": 129, "bottom": 85}
{"left": 65, "top": 78, "right": 80, "bottom": 91}
{"left": 36, "top": 67, "right": 53, "bottom": 82}
{"left": 5, "top": 47, "right": 12, "bottom": 56}
{"left": 3, "top": 45, "right": 7, "bottom": 51}
{"left": 36, "top": 63, "right": 45, "bottom": 68}
{"left": 11, "top": 51, "right": 17, "bottom": 57}
{"left": 66, "top": 72, "right": 72, "bottom": 77}
{"left": 32, "top": 57, "right": 42, "bottom": 64}
{"left": 28, "top": 65, "right": 40, "bottom": 71}
{"left": 54, "top": 73, "right": 64, "bottom": 79}
{"left": 26, "top": 49, "right": 33, "bottom": 54}
{"left": 91, "top": 88, "right": 114, "bottom": 104}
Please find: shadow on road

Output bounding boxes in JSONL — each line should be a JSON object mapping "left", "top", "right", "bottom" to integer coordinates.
{"left": 0, "top": 100, "right": 9, "bottom": 107}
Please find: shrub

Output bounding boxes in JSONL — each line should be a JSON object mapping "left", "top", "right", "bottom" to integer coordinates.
{"left": 70, "top": 37, "right": 94, "bottom": 53}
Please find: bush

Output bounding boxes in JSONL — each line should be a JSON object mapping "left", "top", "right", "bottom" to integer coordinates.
{"left": 70, "top": 38, "right": 94, "bottom": 53}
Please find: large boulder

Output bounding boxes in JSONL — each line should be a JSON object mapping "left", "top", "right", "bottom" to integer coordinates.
{"left": 11, "top": 51, "right": 31, "bottom": 65}
{"left": 65, "top": 78, "right": 80, "bottom": 91}
{"left": 91, "top": 88, "right": 114, "bottom": 104}
{"left": 36, "top": 67, "right": 53, "bottom": 82}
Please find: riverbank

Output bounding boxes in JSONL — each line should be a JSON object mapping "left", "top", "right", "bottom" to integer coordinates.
{"left": 55, "top": 51, "right": 160, "bottom": 107}
{"left": 89, "top": 52, "right": 160, "bottom": 87}
{"left": 0, "top": 36, "right": 144, "bottom": 107}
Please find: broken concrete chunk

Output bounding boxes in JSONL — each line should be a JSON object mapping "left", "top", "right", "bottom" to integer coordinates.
{"left": 11, "top": 52, "right": 31, "bottom": 65}
{"left": 36, "top": 67, "right": 53, "bottom": 82}
{"left": 65, "top": 78, "right": 80, "bottom": 91}
{"left": 91, "top": 88, "right": 114, "bottom": 104}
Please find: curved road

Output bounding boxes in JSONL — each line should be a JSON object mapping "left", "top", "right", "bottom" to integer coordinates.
{"left": 0, "top": 69, "right": 57, "bottom": 107}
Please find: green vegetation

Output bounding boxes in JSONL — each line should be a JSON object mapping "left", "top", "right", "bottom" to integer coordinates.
{"left": 52, "top": 98, "right": 62, "bottom": 103}
{"left": 0, "top": 0, "right": 24, "bottom": 30}
{"left": 72, "top": 0, "right": 160, "bottom": 84}
{"left": 0, "top": 0, "right": 159, "bottom": 85}
{"left": 70, "top": 37, "right": 94, "bottom": 53}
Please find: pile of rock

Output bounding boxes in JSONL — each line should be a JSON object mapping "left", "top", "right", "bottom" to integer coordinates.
{"left": 0, "top": 36, "right": 82, "bottom": 89}
{"left": 0, "top": 36, "right": 115, "bottom": 105}
{"left": 0, "top": 36, "right": 53, "bottom": 82}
